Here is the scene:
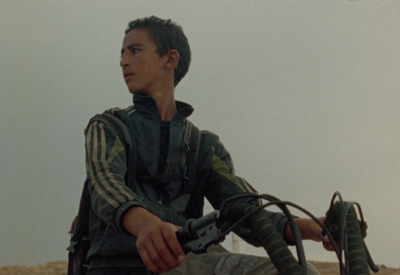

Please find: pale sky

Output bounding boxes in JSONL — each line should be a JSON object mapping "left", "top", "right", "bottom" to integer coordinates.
{"left": 1, "top": 0, "right": 399, "bottom": 269}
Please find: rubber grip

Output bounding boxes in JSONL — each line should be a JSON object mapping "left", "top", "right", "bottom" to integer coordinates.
{"left": 224, "top": 203, "right": 305, "bottom": 275}
{"left": 345, "top": 204, "right": 370, "bottom": 274}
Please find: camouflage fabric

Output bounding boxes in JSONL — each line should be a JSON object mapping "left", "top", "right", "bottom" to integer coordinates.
{"left": 164, "top": 245, "right": 320, "bottom": 275}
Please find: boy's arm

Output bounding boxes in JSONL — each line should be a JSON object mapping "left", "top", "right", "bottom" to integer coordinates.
{"left": 86, "top": 121, "right": 185, "bottom": 273}
{"left": 284, "top": 217, "right": 338, "bottom": 252}
{"left": 203, "top": 133, "right": 328, "bottom": 246}
{"left": 85, "top": 121, "right": 145, "bottom": 229}
{"left": 284, "top": 217, "right": 325, "bottom": 243}
{"left": 122, "top": 207, "right": 185, "bottom": 274}
{"left": 203, "top": 133, "right": 289, "bottom": 241}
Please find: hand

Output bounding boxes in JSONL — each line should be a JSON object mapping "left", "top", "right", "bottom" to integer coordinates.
{"left": 284, "top": 216, "right": 339, "bottom": 252}
{"left": 136, "top": 220, "right": 185, "bottom": 273}
{"left": 317, "top": 216, "right": 339, "bottom": 252}
{"left": 306, "top": 217, "right": 339, "bottom": 251}
{"left": 285, "top": 217, "right": 325, "bottom": 242}
{"left": 122, "top": 207, "right": 185, "bottom": 273}
{"left": 321, "top": 233, "right": 340, "bottom": 252}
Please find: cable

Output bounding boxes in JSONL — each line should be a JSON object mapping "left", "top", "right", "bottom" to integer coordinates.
{"left": 219, "top": 193, "right": 308, "bottom": 274}
{"left": 218, "top": 192, "right": 377, "bottom": 275}
{"left": 220, "top": 200, "right": 306, "bottom": 275}
{"left": 325, "top": 192, "right": 378, "bottom": 274}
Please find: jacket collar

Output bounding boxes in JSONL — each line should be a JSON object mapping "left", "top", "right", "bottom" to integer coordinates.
{"left": 133, "top": 94, "right": 194, "bottom": 121}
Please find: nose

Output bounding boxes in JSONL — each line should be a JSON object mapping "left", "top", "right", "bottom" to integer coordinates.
{"left": 120, "top": 53, "right": 129, "bottom": 68}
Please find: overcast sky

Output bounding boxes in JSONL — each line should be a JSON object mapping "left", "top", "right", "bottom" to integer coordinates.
{"left": 1, "top": 0, "right": 399, "bottom": 269}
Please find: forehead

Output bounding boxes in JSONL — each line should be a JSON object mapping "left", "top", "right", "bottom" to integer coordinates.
{"left": 122, "top": 29, "right": 156, "bottom": 48}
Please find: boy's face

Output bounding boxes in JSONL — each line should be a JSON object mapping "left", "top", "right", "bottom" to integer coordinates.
{"left": 120, "top": 29, "right": 168, "bottom": 95}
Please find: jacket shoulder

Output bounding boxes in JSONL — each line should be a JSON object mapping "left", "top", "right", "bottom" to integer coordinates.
{"left": 103, "top": 105, "right": 136, "bottom": 116}
{"left": 201, "top": 130, "right": 221, "bottom": 143}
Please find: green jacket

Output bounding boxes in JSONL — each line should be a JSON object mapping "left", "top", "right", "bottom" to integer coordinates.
{"left": 84, "top": 94, "right": 289, "bottom": 269}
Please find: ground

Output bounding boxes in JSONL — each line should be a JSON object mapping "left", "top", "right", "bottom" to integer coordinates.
{"left": 0, "top": 261, "right": 399, "bottom": 275}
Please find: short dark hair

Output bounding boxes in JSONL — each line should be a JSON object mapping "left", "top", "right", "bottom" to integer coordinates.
{"left": 125, "top": 16, "right": 191, "bottom": 86}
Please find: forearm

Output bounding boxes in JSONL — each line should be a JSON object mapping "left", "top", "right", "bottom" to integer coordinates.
{"left": 122, "top": 206, "right": 161, "bottom": 236}
{"left": 284, "top": 217, "right": 325, "bottom": 243}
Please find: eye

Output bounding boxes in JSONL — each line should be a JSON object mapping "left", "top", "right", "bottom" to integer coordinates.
{"left": 130, "top": 47, "right": 141, "bottom": 54}
{"left": 120, "top": 45, "right": 142, "bottom": 58}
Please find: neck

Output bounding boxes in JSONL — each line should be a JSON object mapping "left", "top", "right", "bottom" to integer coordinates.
{"left": 151, "top": 90, "right": 177, "bottom": 121}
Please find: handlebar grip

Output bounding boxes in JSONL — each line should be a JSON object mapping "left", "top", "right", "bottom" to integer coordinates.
{"left": 325, "top": 201, "right": 371, "bottom": 274}
{"left": 175, "top": 223, "right": 193, "bottom": 248}
{"left": 176, "top": 211, "right": 221, "bottom": 254}
{"left": 223, "top": 203, "right": 305, "bottom": 275}
{"left": 346, "top": 206, "right": 369, "bottom": 274}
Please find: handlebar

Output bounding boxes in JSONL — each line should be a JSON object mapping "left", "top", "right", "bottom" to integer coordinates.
{"left": 221, "top": 202, "right": 306, "bottom": 275}
{"left": 176, "top": 211, "right": 223, "bottom": 254}
{"left": 324, "top": 193, "right": 379, "bottom": 274}
{"left": 176, "top": 192, "right": 378, "bottom": 275}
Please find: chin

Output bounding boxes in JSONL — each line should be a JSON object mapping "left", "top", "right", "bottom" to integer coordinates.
{"left": 127, "top": 86, "right": 140, "bottom": 94}
{"left": 128, "top": 88, "right": 148, "bottom": 96}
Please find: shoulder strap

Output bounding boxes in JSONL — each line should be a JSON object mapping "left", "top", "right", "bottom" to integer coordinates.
{"left": 182, "top": 120, "right": 201, "bottom": 193}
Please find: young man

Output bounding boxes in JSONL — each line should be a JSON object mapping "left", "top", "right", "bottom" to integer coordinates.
{"left": 84, "top": 16, "right": 328, "bottom": 275}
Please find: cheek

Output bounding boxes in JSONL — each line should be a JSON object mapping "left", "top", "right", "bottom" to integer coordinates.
{"left": 133, "top": 57, "right": 146, "bottom": 68}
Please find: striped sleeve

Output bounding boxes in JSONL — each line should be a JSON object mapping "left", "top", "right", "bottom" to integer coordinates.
{"left": 205, "top": 136, "right": 258, "bottom": 202}
{"left": 204, "top": 133, "right": 290, "bottom": 244}
{"left": 85, "top": 121, "right": 144, "bottom": 230}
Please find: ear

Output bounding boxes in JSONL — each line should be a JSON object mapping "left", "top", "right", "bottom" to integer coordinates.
{"left": 164, "top": 49, "right": 179, "bottom": 70}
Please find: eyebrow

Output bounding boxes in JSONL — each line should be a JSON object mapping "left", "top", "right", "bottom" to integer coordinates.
{"left": 120, "top": 43, "right": 143, "bottom": 56}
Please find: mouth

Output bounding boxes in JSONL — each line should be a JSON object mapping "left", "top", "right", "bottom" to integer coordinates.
{"left": 123, "top": 72, "right": 134, "bottom": 80}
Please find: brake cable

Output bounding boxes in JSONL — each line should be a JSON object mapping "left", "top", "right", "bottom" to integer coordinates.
{"left": 325, "top": 192, "right": 379, "bottom": 274}
{"left": 219, "top": 193, "right": 308, "bottom": 274}
{"left": 177, "top": 191, "right": 379, "bottom": 275}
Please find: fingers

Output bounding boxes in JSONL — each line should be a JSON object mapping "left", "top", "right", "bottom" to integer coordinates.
{"left": 139, "top": 247, "right": 162, "bottom": 274}
{"left": 320, "top": 234, "right": 339, "bottom": 251}
{"left": 163, "top": 226, "right": 185, "bottom": 263}
{"left": 138, "top": 235, "right": 172, "bottom": 273}
{"left": 136, "top": 222, "right": 185, "bottom": 273}
{"left": 322, "top": 240, "right": 336, "bottom": 251}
